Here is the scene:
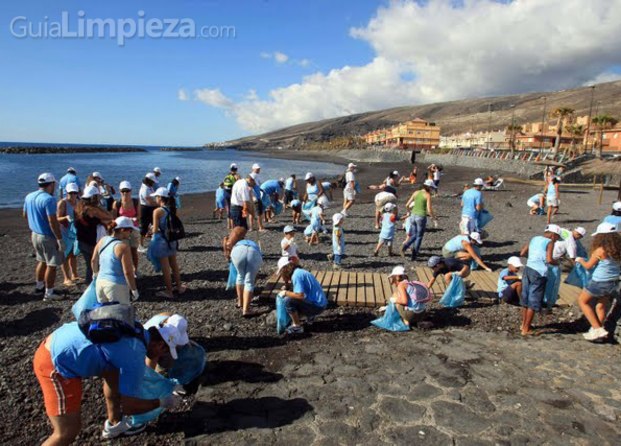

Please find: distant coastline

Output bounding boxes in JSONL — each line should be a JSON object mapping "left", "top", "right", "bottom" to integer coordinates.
{"left": 0, "top": 146, "right": 147, "bottom": 154}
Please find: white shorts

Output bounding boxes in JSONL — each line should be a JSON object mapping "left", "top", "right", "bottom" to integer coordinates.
{"left": 343, "top": 189, "right": 356, "bottom": 201}
{"left": 96, "top": 278, "right": 130, "bottom": 304}
{"left": 527, "top": 200, "right": 537, "bottom": 208}
{"left": 547, "top": 197, "right": 559, "bottom": 207}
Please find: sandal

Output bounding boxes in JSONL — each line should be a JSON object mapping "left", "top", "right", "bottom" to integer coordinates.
{"left": 63, "top": 280, "right": 75, "bottom": 287}
{"left": 156, "top": 291, "right": 175, "bottom": 299}
{"left": 175, "top": 284, "right": 188, "bottom": 295}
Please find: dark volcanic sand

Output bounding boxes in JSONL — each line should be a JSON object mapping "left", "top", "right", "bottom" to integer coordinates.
{"left": 1, "top": 160, "right": 621, "bottom": 445}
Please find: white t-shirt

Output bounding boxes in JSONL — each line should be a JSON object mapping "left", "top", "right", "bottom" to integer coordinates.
{"left": 139, "top": 183, "right": 154, "bottom": 206}
{"left": 433, "top": 170, "right": 441, "bottom": 181}
{"left": 231, "top": 179, "right": 251, "bottom": 206}
{"left": 252, "top": 172, "right": 262, "bottom": 186}
{"left": 345, "top": 171, "right": 355, "bottom": 191}
{"left": 281, "top": 237, "right": 299, "bottom": 257}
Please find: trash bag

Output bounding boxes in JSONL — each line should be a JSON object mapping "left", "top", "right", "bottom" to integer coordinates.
{"left": 576, "top": 242, "right": 587, "bottom": 259}
{"left": 276, "top": 294, "right": 291, "bottom": 334}
{"left": 167, "top": 341, "right": 207, "bottom": 385}
{"left": 261, "top": 190, "right": 272, "bottom": 209}
{"left": 273, "top": 201, "right": 284, "bottom": 215}
{"left": 478, "top": 209, "right": 494, "bottom": 229}
{"left": 302, "top": 200, "right": 315, "bottom": 222}
{"left": 71, "top": 279, "right": 98, "bottom": 320}
{"left": 128, "top": 366, "right": 178, "bottom": 426}
{"left": 439, "top": 273, "right": 465, "bottom": 308}
{"left": 226, "top": 261, "right": 238, "bottom": 291}
{"left": 543, "top": 265, "right": 561, "bottom": 307}
{"left": 371, "top": 302, "right": 410, "bottom": 332}
{"left": 565, "top": 263, "right": 592, "bottom": 288}
{"left": 174, "top": 196, "right": 182, "bottom": 210}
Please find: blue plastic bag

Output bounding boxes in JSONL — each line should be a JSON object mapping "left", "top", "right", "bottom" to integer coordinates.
{"left": 576, "top": 242, "right": 587, "bottom": 259}
{"left": 273, "top": 201, "right": 284, "bottom": 215}
{"left": 226, "top": 262, "right": 238, "bottom": 290}
{"left": 371, "top": 302, "right": 410, "bottom": 332}
{"left": 302, "top": 200, "right": 315, "bottom": 222}
{"left": 167, "top": 341, "right": 207, "bottom": 385}
{"left": 470, "top": 245, "right": 482, "bottom": 271}
{"left": 478, "top": 210, "right": 493, "bottom": 229}
{"left": 128, "top": 366, "right": 179, "bottom": 426}
{"left": 565, "top": 263, "right": 592, "bottom": 288}
{"left": 543, "top": 265, "right": 561, "bottom": 307}
{"left": 71, "top": 279, "right": 98, "bottom": 320}
{"left": 276, "top": 295, "right": 291, "bottom": 334}
{"left": 439, "top": 273, "right": 465, "bottom": 308}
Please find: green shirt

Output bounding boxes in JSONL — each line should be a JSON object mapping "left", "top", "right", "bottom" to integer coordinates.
{"left": 410, "top": 191, "right": 428, "bottom": 217}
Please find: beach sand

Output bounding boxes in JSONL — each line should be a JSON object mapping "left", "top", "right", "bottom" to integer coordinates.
{"left": 1, "top": 159, "right": 621, "bottom": 444}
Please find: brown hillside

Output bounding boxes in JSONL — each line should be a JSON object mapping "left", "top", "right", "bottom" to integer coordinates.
{"left": 224, "top": 80, "right": 621, "bottom": 150}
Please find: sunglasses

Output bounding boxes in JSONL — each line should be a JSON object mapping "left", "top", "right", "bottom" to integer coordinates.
{"left": 121, "top": 189, "right": 131, "bottom": 193}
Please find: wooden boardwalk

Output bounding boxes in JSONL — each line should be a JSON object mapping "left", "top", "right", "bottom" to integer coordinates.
{"left": 260, "top": 268, "right": 584, "bottom": 308}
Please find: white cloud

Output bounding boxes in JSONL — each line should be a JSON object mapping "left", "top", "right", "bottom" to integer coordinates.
{"left": 198, "top": 0, "right": 621, "bottom": 133}
{"left": 584, "top": 71, "right": 621, "bottom": 86}
{"left": 193, "top": 88, "right": 234, "bottom": 108}
{"left": 273, "top": 51, "right": 289, "bottom": 64}
{"left": 177, "top": 88, "right": 189, "bottom": 101}
{"left": 298, "top": 58, "right": 311, "bottom": 68}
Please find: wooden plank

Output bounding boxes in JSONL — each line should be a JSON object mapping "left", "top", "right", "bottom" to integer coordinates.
{"left": 336, "top": 270, "right": 350, "bottom": 306}
{"left": 329, "top": 269, "right": 341, "bottom": 303}
{"left": 381, "top": 273, "right": 393, "bottom": 305}
{"left": 321, "top": 270, "right": 332, "bottom": 292}
{"left": 467, "top": 271, "right": 490, "bottom": 300}
{"left": 416, "top": 267, "right": 445, "bottom": 296}
{"left": 260, "top": 272, "right": 281, "bottom": 299}
{"left": 314, "top": 270, "right": 326, "bottom": 289}
{"left": 364, "top": 272, "right": 376, "bottom": 307}
{"left": 373, "top": 272, "right": 386, "bottom": 306}
{"left": 347, "top": 272, "right": 359, "bottom": 306}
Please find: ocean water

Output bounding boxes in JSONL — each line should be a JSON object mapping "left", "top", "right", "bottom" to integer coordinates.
{"left": 0, "top": 146, "right": 344, "bottom": 209}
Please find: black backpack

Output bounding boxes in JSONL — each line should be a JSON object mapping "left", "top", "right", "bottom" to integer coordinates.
{"left": 165, "top": 208, "right": 185, "bottom": 244}
{"left": 337, "top": 172, "right": 347, "bottom": 189}
{"left": 78, "top": 303, "right": 145, "bottom": 345}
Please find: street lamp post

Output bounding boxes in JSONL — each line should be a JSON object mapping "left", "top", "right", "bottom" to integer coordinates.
{"left": 585, "top": 85, "right": 595, "bottom": 153}
{"left": 487, "top": 103, "right": 492, "bottom": 151}
{"left": 510, "top": 105, "right": 516, "bottom": 151}
{"left": 539, "top": 96, "right": 547, "bottom": 150}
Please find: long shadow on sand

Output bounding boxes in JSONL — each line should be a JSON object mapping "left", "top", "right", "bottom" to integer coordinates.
{"left": 484, "top": 240, "right": 517, "bottom": 248}
{"left": 425, "top": 308, "right": 471, "bottom": 329}
{"left": 1, "top": 291, "right": 51, "bottom": 305}
{"left": 0, "top": 308, "right": 61, "bottom": 337}
{"left": 194, "top": 335, "right": 287, "bottom": 353}
{"left": 159, "top": 397, "right": 313, "bottom": 438}
{"left": 203, "top": 360, "right": 284, "bottom": 386}
{"left": 181, "top": 245, "right": 222, "bottom": 253}
{"left": 561, "top": 218, "right": 598, "bottom": 224}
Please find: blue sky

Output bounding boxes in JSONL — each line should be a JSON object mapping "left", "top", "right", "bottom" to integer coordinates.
{"left": 0, "top": 0, "right": 382, "bottom": 146}
{"left": 1, "top": 0, "right": 620, "bottom": 146}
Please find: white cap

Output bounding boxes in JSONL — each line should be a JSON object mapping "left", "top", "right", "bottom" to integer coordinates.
{"left": 279, "top": 177, "right": 285, "bottom": 183}
{"left": 154, "top": 167, "right": 162, "bottom": 174}
{"left": 145, "top": 172, "right": 157, "bottom": 182}
{"left": 175, "top": 176, "right": 181, "bottom": 183}
{"left": 38, "top": 172, "right": 56, "bottom": 184}
{"left": 384, "top": 202, "right": 396, "bottom": 212}
{"left": 392, "top": 170, "right": 399, "bottom": 176}
{"left": 507, "top": 256, "right": 523, "bottom": 268}
{"left": 114, "top": 216, "right": 139, "bottom": 231}
{"left": 252, "top": 163, "right": 261, "bottom": 170}
{"left": 388, "top": 265, "right": 406, "bottom": 278}
{"left": 545, "top": 224, "right": 562, "bottom": 235}
{"left": 66, "top": 183, "right": 79, "bottom": 193}
{"left": 592, "top": 222, "right": 617, "bottom": 236}
{"left": 574, "top": 227, "right": 586, "bottom": 237}
{"left": 473, "top": 178, "right": 484, "bottom": 186}
{"left": 423, "top": 179, "right": 437, "bottom": 188}
{"left": 469, "top": 232, "right": 483, "bottom": 245}
{"left": 249, "top": 172, "right": 258, "bottom": 180}
{"left": 613, "top": 201, "right": 621, "bottom": 211}
{"left": 283, "top": 225, "right": 296, "bottom": 233}
{"left": 305, "top": 172, "right": 314, "bottom": 180}
{"left": 119, "top": 180, "right": 132, "bottom": 191}
{"left": 332, "top": 213, "right": 344, "bottom": 224}
{"left": 151, "top": 187, "right": 169, "bottom": 197}
{"left": 157, "top": 325, "right": 182, "bottom": 359}
{"left": 166, "top": 314, "right": 189, "bottom": 345}
{"left": 92, "top": 172, "right": 103, "bottom": 180}
{"left": 230, "top": 163, "right": 238, "bottom": 170}
{"left": 67, "top": 167, "right": 76, "bottom": 173}
{"left": 277, "top": 256, "right": 291, "bottom": 272}
{"left": 82, "top": 185, "right": 100, "bottom": 198}
{"left": 347, "top": 163, "right": 357, "bottom": 169}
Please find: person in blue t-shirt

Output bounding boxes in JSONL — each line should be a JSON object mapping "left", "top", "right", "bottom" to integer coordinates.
{"left": 214, "top": 182, "right": 228, "bottom": 220}
{"left": 278, "top": 263, "right": 327, "bottom": 334}
{"left": 59, "top": 167, "right": 82, "bottom": 199}
{"left": 33, "top": 320, "right": 184, "bottom": 443}
{"left": 460, "top": 178, "right": 484, "bottom": 235}
{"left": 284, "top": 174, "right": 297, "bottom": 206}
{"left": 497, "top": 256, "right": 523, "bottom": 304}
{"left": 260, "top": 178, "right": 285, "bottom": 222}
{"left": 519, "top": 224, "right": 560, "bottom": 336}
{"left": 602, "top": 201, "right": 621, "bottom": 232}
{"left": 24, "top": 173, "right": 65, "bottom": 301}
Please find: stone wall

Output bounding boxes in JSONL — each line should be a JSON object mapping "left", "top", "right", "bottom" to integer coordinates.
{"left": 417, "top": 152, "right": 543, "bottom": 177}
{"left": 334, "top": 147, "right": 413, "bottom": 163}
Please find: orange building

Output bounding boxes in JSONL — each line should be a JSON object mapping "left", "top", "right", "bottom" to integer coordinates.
{"left": 364, "top": 118, "right": 440, "bottom": 150}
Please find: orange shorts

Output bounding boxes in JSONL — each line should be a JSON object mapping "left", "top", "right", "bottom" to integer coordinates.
{"left": 33, "top": 340, "right": 82, "bottom": 417}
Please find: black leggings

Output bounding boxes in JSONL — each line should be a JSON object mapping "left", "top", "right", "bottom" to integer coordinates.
{"left": 140, "top": 205, "right": 156, "bottom": 236}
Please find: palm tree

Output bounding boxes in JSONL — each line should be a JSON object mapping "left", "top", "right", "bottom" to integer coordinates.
{"left": 505, "top": 124, "right": 523, "bottom": 153}
{"left": 592, "top": 114, "right": 619, "bottom": 158}
{"left": 567, "top": 124, "right": 584, "bottom": 155}
{"left": 550, "top": 107, "right": 575, "bottom": 154}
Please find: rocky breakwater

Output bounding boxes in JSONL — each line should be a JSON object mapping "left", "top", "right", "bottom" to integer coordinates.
{"left": 0, "top": 146, "right": 147, "bottom": 154}
{"left": 160, "top": 147, "right": 205, "bottom": 152}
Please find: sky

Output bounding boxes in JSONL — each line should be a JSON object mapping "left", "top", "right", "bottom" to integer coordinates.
{"left": 1, "top": 0, "right": 621, "bottom": 146}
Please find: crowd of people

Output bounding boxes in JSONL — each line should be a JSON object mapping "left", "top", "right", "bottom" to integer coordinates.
{"left": 22, "top": 159, "right": 621, "bottom": 442}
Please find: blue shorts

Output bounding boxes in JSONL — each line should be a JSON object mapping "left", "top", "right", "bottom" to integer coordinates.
{"left": 521, "top": 266, "right": 546, "bottom": 311}
{"left": 230, "top": 205, "right": 247, "bottom": 229}
{"left": 585, "top": 280, "right": 618, "bottom": 298}
{"left": 284, "top": 297, "right": 325, "bottom": 317}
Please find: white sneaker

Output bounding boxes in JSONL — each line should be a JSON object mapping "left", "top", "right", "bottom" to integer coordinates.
{"left": 341, "top": 210, "right": 348, "bottom": 217}
{"left": 43, "top": 292, "right": 64, "bottom": 302}
{"left": 583, "top": 327, "right": 608, "bottom": 341}
{"left": 102, "top": 417, "right": 145, "bottom": 439}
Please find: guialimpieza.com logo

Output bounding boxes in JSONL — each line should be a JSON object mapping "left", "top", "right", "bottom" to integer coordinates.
{"left": 9, "top": 10, "right": 237, "bottom": 46}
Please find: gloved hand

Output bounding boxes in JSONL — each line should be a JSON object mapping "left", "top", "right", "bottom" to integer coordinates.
{"left": 485, "top": 267, "right": 493, "bottom": 273}
{"left": 57, "top": 239, "right": 66, "bottom": 253}
{"left": 160, "top": 393, "right": 182, "bottom": 409}
{"left": 130, "top": 289, "right": 139, "bottom": 302}
{"left": 277, "top": 291, "right": 286, "bottom": 299}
